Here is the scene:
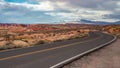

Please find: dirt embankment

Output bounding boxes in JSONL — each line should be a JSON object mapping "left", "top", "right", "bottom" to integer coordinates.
{"left": 63, "top": 39, "right": 120, "bottom": 68}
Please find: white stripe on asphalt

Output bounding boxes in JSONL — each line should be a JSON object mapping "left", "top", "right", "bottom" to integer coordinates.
{"left": 50, "top": 34, "right": 116, "bottom": 68}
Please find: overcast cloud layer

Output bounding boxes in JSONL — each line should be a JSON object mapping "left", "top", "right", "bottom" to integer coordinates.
{"left": 0, "top": 0, "right": 120, "bottom": 24}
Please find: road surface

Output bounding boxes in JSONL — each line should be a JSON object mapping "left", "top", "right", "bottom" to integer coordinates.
{"left": 0, "top": 32, "right": 116, "bottom": 68}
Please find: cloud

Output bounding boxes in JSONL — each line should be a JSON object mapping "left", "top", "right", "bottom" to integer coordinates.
{"left": 45, "top": 8, "right": 113, "bottom": 22}
{"left": 3, "top": 1, "right": 55, "bottom": 11}
{"left": 104, "top": 14, "right": 120, "bottom": 19}
{"left": 39, "top": 0, "right": 120, "bottom": 22}
{"left": 0, "top": 1, "right": 58, "bottom": 23}
{"left": 0, "top": 0, "right": 120, "bottom": 23}
{"left": 1, "top": 0, "right": 73, "bottom": 11}
{"left": 0, "top": 0, "right": 4, "bottom": 2}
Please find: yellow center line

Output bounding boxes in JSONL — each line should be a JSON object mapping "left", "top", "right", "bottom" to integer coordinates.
{"left": 0, "top": 34, "right": 102, "bottom": 61}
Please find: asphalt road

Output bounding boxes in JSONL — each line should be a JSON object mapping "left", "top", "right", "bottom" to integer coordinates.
{"left": 0, "top": 32, "right": 116, "bottom": 68}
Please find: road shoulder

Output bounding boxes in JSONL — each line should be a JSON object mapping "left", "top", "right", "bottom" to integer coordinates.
{"left": 63, "top": 39, "right": 120, "bottom": 68}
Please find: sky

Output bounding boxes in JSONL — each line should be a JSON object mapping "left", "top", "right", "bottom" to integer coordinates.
{"left": 0, "top": 0, "right": 120, "bottom": 24}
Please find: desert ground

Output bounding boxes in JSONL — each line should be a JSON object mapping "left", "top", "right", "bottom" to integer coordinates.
{"left": 0, "top": 24, "right": 90, "bottom": 50}
{"left": 0, "top": 24, "right": 120, "bottom": 51}
{"left": 63, "top": 39, "right": 120, "bottom": 68}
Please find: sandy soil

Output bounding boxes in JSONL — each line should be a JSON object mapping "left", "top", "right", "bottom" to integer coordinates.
{"left": 63, "top": 39, "right": 120, "bottom": 68}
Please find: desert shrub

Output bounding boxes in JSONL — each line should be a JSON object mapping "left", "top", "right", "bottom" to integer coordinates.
{"left": 15, "top": 37, "right": 23, "bottom": 40}
{"left": 12, "top": 40, "right": 30, "bottom": 48}
{"left": 54, "top": 39, "right": 63, "bottom": 42}
{"left": 117, "top": 35, "right": 120, "bottom": 39}
{"left": 0, "top": 45, "right": 13, "bottom": 50}
{"left": 0, "top": 46, "right": 6, "bottom": 50}
{"left": 67, "top": 33, "right": 88, "bottom": 40}
{"left": 22, "top": 39, "right": 29, "bottom": 43}
{"left": 34, "top": 40, "right": 46, "bottom": 45}
{"left": 18, "top": 33, "right": 24, "bottom": 36}
{"left": 12, "top": 45, "right": 24, "bottom": 48}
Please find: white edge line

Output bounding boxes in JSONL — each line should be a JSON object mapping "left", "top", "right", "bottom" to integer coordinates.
{"left": 50, "top": 34, "right": 117, "bottom": 68}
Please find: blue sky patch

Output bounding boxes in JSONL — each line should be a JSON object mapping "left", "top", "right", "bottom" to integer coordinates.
{"left": 5, "top": 0, "right": 26, "bottom": 3}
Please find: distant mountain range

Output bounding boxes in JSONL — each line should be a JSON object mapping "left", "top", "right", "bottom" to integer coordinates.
{"left": 0, "top": 19, "right": 120, "bottom": 25}
{"left": 80, "top": 19, "right": 120, "bottom": 25}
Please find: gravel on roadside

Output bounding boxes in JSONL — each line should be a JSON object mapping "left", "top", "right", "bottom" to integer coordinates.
{"left": 63, "top": 39, "right": 120, "bottom": 68}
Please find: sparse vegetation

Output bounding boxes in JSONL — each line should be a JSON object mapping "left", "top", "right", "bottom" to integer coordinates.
{"left": 117, "top": 34, "right": 120, "bottom": 39}
{"left": 0, "top": 31, "right": 88, "bottom": 50}
{"left": 1, "top": 24, "right": 119, "bottom": 51}
{"left": 34, "top": 40, "right": 46, "bottom": 45}
{"left": 0, "top": 24, "right": 92, "bottom": 50}
{"left": 102, "top": 25, "right": 120, "bottom": 34}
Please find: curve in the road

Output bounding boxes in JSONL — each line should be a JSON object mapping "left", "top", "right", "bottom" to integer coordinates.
{"left": 51, "top": 32, "right": 116, "bottom": 68}
{"left": 0, "top": 32, "right": 116, "bottom": 68}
